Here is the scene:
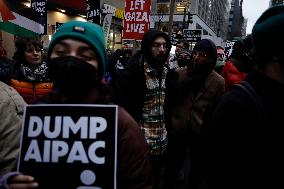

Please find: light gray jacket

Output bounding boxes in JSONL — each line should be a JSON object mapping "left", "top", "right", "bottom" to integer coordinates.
{"left": 0, "top": 81, "right": 26, "bottom": 175}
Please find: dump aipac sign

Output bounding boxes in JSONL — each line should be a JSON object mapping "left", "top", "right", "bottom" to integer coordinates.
{"left": 18, "top": 105, "right": 118, "bottom": 189}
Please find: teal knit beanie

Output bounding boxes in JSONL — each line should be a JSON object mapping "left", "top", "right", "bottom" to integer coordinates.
{"left": 252, "top": 5, "right": 284, "bottom": 60}
{"left": 48, "top": 21, "right": 106, "bottom": 78}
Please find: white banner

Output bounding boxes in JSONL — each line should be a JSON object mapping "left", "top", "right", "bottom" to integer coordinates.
{"left": 102, "top": 14, "right": 113, "bottom": 44}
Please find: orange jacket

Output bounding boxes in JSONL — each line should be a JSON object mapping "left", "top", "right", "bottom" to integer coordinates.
{"left": 10, "top": 79, "right": 53, "bottom": 104}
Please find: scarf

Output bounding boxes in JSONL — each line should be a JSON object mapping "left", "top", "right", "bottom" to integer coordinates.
{"left": 20, "top": 62, "right": 49, "bottom": 82}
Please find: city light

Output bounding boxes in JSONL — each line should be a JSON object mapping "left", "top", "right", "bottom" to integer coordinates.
{"left": 23, "top": 2, "right": 31, "bottom": 8}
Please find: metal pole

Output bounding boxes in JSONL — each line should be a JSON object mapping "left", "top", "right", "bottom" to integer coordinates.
{"left": 183, "top": 6, "right": 186, "bottom": 29}
{"left": 168, "top": 0, "right": 175, "bottom": 36}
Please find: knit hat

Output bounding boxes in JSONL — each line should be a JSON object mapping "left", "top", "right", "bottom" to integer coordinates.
{"left": 48, "top": 21, "right": 106, "bottom": 78}
{"left": 252, "top": 5, "right": 284, "bottom": 60}
{"left": 193, "top": 39, "right": 217, "bottom": 63}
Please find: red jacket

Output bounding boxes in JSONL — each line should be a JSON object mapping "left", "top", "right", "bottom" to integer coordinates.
{"left": 222, "top": 60, "right": 247, "bottom": 90}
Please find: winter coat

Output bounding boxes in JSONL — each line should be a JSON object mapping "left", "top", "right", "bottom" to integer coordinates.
{"left": 111, "top": 29, "right": 171, "bottom": 123}
{"left": 39, "top": 87, "right": 154, "bottom": 189}
{"left": 165, "top": 68, "right": 225, "bottom": 136}
{"left": 3, "top": 60, "right": 53, "bottom": 104}
{"left": 207, "top": 69, "right": 284, "bottom": 188}
{"left": 111, "top": 52, "right": 145, "bottom": 123}
{"left": 222, "top": 58, "right": 251, "bottom": 90}
{"left": 0, "top": 81, "right": 26, "bottom": 175}
{"left": 163, "top": 67, "right": 225, "bottom": 188}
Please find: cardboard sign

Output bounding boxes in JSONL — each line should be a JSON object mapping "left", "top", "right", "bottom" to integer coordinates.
{"left": 123, "top": 0, "right": 151, "bottom": 40}
{"left": 18, "top": 105, "right": 118, "bottom": 189}
{"left": 183, "top": 29, "right": 202, "bottom": 42}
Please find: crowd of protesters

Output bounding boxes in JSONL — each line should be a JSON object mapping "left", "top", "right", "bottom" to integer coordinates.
{"left": 1, "top": 4, "right": 284, "bottom": 189}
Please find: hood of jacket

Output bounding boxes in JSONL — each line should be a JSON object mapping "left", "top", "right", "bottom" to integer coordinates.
{"left": 141, "top": 29, "right": 172, "bottom": 61}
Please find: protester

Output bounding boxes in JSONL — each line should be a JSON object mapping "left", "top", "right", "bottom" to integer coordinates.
{"left": 0, "top": 81, "right": 26, "bottom": 175}
{"left": 207, "top": 5, "right": 284, "bottom": 188}
{"left": 164, "top": 39, "right": 225, "bottom": 188}
{"left": 222, "top": 34, "right": 255, "bottom": 90}
{"left": 2, "top": 37, "right": 53, "bottom": 104}
{"left": 107, "top": 48, "right": 132, "bottom": 86}
{"left": 214, "top": 46, "right": 225, "bottom": 75}
{"left": 169, "top": 40, "right": 189, "bottom": 69}
{"left": 111, "top": 29, "right": 172, "bottom": 188}
{"left": 175, "top": 49, "right": 192, "bottom": 69}
{"left": 0, "top": 21, "right": 153, "bottom": 189}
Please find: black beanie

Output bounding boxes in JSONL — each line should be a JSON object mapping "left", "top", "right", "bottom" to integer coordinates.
{"left": 252, "top": 5, "right": 284, "bottom": 60}
{"left": 193, "top": 39, "right": 217, "bottom": 63}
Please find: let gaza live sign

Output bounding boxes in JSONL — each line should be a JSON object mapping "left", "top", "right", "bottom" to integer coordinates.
{"left": 18, "top": 105, "right": 118, "bottom": 189}
{"left": 123, "top": 0, "right": 151, "bottom": 40}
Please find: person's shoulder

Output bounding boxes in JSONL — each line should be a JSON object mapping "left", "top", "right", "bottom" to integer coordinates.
{"left": 210, "top": 70, "right": 225, "bottom": 83}
{"left": 117, "top": 106, "right": 140, "bottom": 129}
{"left": 217, "top": 84, "right": 254, "bottom": 109}
{"left": 0, "top": 81, "right": 26, "bottom": 110}
{"left": 0, "top": 81, "right": 21, "bottom": 99}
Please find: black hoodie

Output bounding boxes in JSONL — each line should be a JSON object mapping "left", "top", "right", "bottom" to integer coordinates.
{"left": 111, "top": 29, "right": 171, "bottom": 123}
{"left": 141, "top": 29, "right": 172, "bottom": 61}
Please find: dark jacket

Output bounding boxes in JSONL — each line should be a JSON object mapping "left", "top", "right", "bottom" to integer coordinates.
{"left": 111, "top": 29, "right": 171, "bottom": 123}
{"left": 40, "top": 87, "right": 153, "bottom": 189}
{"left": 164, "top": 67, "right": 225, "bottom": 188}
{"left": 0, "top": 59, "right": 14, "bottom": 84}
{"left": 207, "top": 69, "right": 284, "bottom": 188}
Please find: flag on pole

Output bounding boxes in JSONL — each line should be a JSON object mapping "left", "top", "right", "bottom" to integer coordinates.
{"left": 0, "top": 0, "right": 44, "bottom": 37}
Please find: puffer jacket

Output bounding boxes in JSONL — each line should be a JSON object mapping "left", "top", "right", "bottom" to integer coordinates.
{"left": 7, "top": 61, "right": 53, "bottom": 104}
{"left": 10, "top": 79, "right": 53, "bottom": 104}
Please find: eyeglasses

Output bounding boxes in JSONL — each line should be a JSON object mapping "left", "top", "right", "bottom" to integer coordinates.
{"left": 152, "top": 42, "right": 167, "bottom": 50}
{"left": 192, "top": 51, "right": 207, "bottom": 58}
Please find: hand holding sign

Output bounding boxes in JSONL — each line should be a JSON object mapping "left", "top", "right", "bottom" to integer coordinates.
{"left": 7, "top": 174, "right": 39, "bottom": 189}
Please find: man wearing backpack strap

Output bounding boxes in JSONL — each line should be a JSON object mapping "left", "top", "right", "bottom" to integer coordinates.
{"left": 207, "top": 5, "right": 284, "bottom": 188}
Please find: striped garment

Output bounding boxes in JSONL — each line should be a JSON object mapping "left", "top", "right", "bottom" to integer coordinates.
{"left": 140, "top": 62, "right": 168, "bottom": 155}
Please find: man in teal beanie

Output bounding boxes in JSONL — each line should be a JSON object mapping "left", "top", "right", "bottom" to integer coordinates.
{"left": 0, "top": 20, "right": 153, "bottom": 189}
{"left": 48, "top": 20, "right": 106, "bottom": 80}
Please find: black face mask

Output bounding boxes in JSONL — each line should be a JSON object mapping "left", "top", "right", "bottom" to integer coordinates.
{"left": 177, "top": 53, "right": 191, "bottom": 67}
{"left": 49, "top": 56, "right": 98, "bottom": 96}
{"left": 187, "top": 60, "right": 212, "bottom": 77}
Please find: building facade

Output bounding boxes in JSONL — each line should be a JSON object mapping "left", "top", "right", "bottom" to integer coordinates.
{"left": 150, "top": 0, "right": 230, "bottom": 46}
{"left": 227, "top": 0, "right": 245, "bottom": 40}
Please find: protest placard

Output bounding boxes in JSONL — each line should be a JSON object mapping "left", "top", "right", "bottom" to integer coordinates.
{"left": 18, "top": 104, "right": 118, "bottom": 189}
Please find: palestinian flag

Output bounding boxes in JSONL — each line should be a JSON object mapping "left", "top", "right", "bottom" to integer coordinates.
{"left": 0, "top": 0, "right": 44, "bottom": 37}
